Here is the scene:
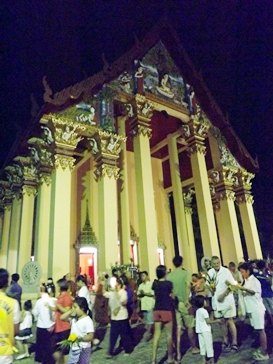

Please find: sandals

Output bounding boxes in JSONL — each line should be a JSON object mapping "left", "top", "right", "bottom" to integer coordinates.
{"left": 230, "top": 344, "right": 239, "bottom": 353}
{"left": 221, "top": 342, "right": 231, "bottom": 352}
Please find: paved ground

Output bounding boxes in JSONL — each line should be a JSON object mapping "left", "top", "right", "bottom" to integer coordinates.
{"left": 15, "top": 320, "right": 273, "bottom": 363}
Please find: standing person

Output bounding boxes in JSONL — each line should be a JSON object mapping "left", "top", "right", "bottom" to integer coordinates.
{"left": 76, "top": 276, "right": 92, "bottom": 315}
{"left": 0, "top": 268, "right": 20, "bottom": 364}
{"left": 6, "top": 273, "right": 22, "bottom": 309}
{"left": 152, "top": 265, "right": 174, "bottom": 364}
{"left": 255, "top": 259, "right": 273, "bottom": 326}
{"left": 15, "top": 300, "right": 33, "bottom": 359}
{"left": 207, "top": 256, "right": 238, "bottom": 353}
{"left": 60, "top": 297, "right": 94, "bottom": 364}
{"left": 238, "top": 262, "right": 269, "bottom": 361}
{"left": 65, "top": 273, "right": 76, "bottom": 298}
{"left": 53, "top": 278, "right": 73, "bottom": 364}
{"left": 102, "top": 277, "right": 132, "bottom": 358}
{"left": 137, "top": 271, "right": 155, "bottom": 341}
{"left": 32, "top": 289, "right": 55, "bottom": 364}
{"left": 167, "top": 256, "right": 199, "bottom": 361}
{"left": 195, "top": 295, "right": 222, "bottom": 364}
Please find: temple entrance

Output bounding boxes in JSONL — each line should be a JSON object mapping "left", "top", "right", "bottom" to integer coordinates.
{"left": 79, "top": 246, "right": 97, "bottom": 288}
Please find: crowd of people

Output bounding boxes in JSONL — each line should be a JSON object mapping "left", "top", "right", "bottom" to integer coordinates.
{"left": 1, "top": 255, "right": 273, "bottom": 364}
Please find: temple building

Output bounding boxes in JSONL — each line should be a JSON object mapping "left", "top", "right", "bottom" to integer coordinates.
{"left": 0, "top": 23, "right": 262, "bottom": 283}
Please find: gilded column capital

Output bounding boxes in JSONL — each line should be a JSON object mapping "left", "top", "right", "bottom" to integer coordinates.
{"left": 22, "top": 185, "right": 38, "bottom": 197}
{"left": 39, "top": 173, "right": 52, "bottom": 186}
{"left": 236, "top": 191, "right": 254, "bottom": 205}
{"left": 180, "top": 116, "right": 210, "bottom": 156}
{"left": 130, "top": 94, "right": 156, "bottom": 139}
{"left": 54, "top": 154, "right": 75, "bottom": 171}
{"left": 94, "top": 164, "right": 120, "bottom": 180}
{"left": 234, "top": 169, "right": 254, "bottom": 190}
{"left": 218, "top": 189, "right": 236, "bottom": 202}
{"left": 0, "top": 182, "right": 13, "bottom": 211}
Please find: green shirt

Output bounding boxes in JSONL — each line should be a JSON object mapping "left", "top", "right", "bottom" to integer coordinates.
{"left": 167, "top": 268, "right": 191, "bottom": 303}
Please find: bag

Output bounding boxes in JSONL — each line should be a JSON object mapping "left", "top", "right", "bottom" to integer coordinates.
{"left": 237, "top": 290, "right": 246, "bottom": 320}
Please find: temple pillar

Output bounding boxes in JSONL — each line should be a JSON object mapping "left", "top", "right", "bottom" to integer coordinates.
{"left": 181, "top": 117, "right": 220, "bottom": 258}
{"left": 183, "top": 189, "right": 198, "bottom": 272}
{"left": 211, "top": 167, "right": 244, "bottom": 264}
{"left": 117, "top": 116, "right": 131, "bottom": 264}
{"left": 130, "top": 95, "right": 158, "bottom": 279}
{"left": 7, "top": 193, "right": 22, "bottom": 274}
{"left": 167, "top": 134, "right": 190, "bottom": 268}
{"left": 91, "top": 130, "right": 126, "bottom": 273}
{"left": 235, "top": 170, "right": 262, "bottom": 259}
{"left": 34, "top": 174, "right": 52, "bottom": 282}
{"left": 0, "top": 184, "right": 12, "bottom": 268}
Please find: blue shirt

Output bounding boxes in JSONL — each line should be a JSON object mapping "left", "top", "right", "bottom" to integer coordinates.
{"left": 254, "top": 272, "right": 273, "bottom": 298}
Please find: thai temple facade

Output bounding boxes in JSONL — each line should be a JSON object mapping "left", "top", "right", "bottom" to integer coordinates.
{"left": 0, "top": 24, "right": 262, "bottom": 283}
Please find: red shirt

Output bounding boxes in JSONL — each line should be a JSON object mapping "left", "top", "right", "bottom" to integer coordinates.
{"left": 55, "top": 291, "right": 72, "bottom": 333}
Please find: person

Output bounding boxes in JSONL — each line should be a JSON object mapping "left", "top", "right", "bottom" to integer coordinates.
{"left": 93, "top": 275, "right": 110, "bottom": 327}
{"left": 228, "top": 262, "right": 242, "bottom": 311}
{"left": 0, "top": 268, "right": 20, "bottom": 364}
{"left": 137, "top": 271, "right": 155, "bottom": 341}
{"left": 6, "top": 273, "right": 22, "bottom": 309}
{"left": 207, "top": 256, "right": 238, "bottom": 353}
{"left": 102, "top": 277, "right": 132, "bottom": 358}
{"left": 60, "top": 297, "right": 94, "bottom": 364}
{"left": 238, "top": 262, "right": 269, "bottom": 361}
{"left": 32, "top": 288, "right": 55, "bottom": 364}
{"left": 64, "top": 273, "right": 76, "bottom": 297}
{"left": 45, "top": 278, "right": 56, "bottom": 297}
{"left": 76, "top": 275, "right": 92, "bottom": 315}
{"left": 167, "top": 256, "right": 199, "bottom": 361}
{"left": 52, "top": 278, "right": 73, "bottom": 364}
{"left": 255, "top": 259, "right": 273, "bottom": 326}
{"left": 195, "top": 295, "right": 222, "bottom": 364}
{"left": 15, "top": 300, "right": 33, "bottom": 360}
{"left": 152, "top": 265, "right": 174, "bottom": 364}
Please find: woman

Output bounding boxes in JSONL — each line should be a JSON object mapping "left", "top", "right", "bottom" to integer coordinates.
{"left": 76, "top": 275, "right": 92, "bottom": 315}
{"left": 238, "top": 262, "right": 269, "bottom": 361}
{"left": 102, "top": 277, "right": 132, "bottom": 358}
{"left": 152, "top": 265, "right": 174, "bottom": 364}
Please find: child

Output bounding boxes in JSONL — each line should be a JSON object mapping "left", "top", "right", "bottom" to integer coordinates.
{"left": 60, "top": 296, "right": 94, "bottom": 364}
{"left": 238, "top": 262, "right": 269, "bottom": 361}
{"left": 195, "top": 295, "right": 222, "bottom": 364}
{"left": 15, "top": 300, "right": 33, "bottom": 360}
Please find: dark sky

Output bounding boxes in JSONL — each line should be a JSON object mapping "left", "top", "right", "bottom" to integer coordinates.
{"left": 1, "top": 1, "right": 272, "bottom": 253}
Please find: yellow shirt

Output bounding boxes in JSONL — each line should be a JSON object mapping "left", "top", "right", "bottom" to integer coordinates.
{"left": 0, "top": 292, "right": 20, "bottom": 356}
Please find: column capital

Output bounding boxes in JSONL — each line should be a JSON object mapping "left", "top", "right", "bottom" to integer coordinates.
{"left": 129, "top": 94, "right": 156, "bottom": 139}
{"left": 236, "top": 191, "right": 254, "bottom": 205}
{"left": 0, "top": 182, "right": 13, "bottom": 211}
{"left": 180, "top": 117, "right": 210, "bottom": 156}
{"left": 13, "top": 156, "right": 39, "bottom": 191}
{"left": 234, "top": 169, "right": 254, "bottom": 190}
{"left": 54, "top": 154, "right": 75, "bottom": 171}
{"left": 183, "top": 188, "right": 195, "bottom": 214}
{"left": 22, "top": 185, "right": 38, "bottom": 197}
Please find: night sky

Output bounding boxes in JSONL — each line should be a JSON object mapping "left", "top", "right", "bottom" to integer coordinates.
{"left": 1, "top": 1, "right": 272, "bottom": 254}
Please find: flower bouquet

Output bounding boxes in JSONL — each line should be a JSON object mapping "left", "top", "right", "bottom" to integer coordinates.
{"left": 59, "top": 333, "right": 80, "bottom": 350}
{"left": 206, "top": 273, "right": 218, "bottom": 292}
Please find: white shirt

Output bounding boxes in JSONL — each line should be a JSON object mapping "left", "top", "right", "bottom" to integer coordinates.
{"left": 137, "top": 281, "right": 155, "bottom": 311}
{"left": 243, "top": 274, "right": 265, "bottom": 313}
{"left": 70, "top": 316, "right": 94, "bottom": 350}
{"left": 103, "top": 289, "right": 128, "bottom": 320}
{"left": 195, "top": 307, "right": 211, "bottom": 333}
{"left": 19, "top": 311, "right": 33, "bottom": 330}
{"left": 78, "top": 286, "right": 92, "bottom": 310}
{"left": 32, "top": 298, "right": 55, "bottom": 328}
{"left": 208, "top": 266, "right": 235, "bottom": 311}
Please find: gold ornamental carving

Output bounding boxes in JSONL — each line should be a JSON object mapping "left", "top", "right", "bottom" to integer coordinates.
{"left": 99, "top": 130, "right": 126, "bottom": 157}
{"left": 184, "top": 206, "right": 193, "bottom": 215}
{"left": 40, "top": 173, "right": 52, "bottom": 186}
{"left": 22, "top": 185, "right": 38, "bottom": 197}
{"left": 236, "top": 193, "right": 254, "bottom": 205}
{"left": 132, "top": 125, "right": 152, "bottom": 139}
{"left": 236, "top": 169, "right": 254, "bottom": 189}
{"left": 135, "top": 94, "right": 156, "bottom": 120}
{"left": 50, "top": 115, "right": 86, "bottom": 147}
{"left": 186, "top": 143, "right": 206, "bottom": 156}
{"left": 54, "top": 155, "right": 75, "bottom": 171}
{"left": 94, "top": 164, "right": 120, "bottom": 180}
{"left": 218, "top": 189, "right": 236, "bottom": 201}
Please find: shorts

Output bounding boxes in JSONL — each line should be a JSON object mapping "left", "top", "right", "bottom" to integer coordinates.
{"left": 143, "top": 309, "right": 154, "bottom": 324}
{"left": 176, "top": 301, "right": 195, "bottom": 329}
{"left": 249, "top": 310, "right": 265, "bottom": 330}
{"left": 153, "top": 310, "right": 172, "bottom": 323}
{"left": 198, "top": 331, "right": 214, "bottom": 358}
{"left": 53, "top": 329, "right": 71, "bottom": 355}
{"left": 214, "top": 303, "right": 236, "bottom": 319}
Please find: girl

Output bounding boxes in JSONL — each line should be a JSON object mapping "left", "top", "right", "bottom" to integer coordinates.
{"left": 61, "top": 297, "right": 94, "bottom": 364}
{"left": 238, "top": 262, "right": 269, "bottom": 361}
{"left": 15, "top": 300, "right": 33, "bottom": 360}
{"left": 152, "top": 265, "right": 174, "bottom": 364}
{"left": 76, "top": 275, "right": 92, "bottom": 315}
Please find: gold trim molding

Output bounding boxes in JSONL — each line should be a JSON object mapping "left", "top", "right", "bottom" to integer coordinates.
{"left": 55, "top": 155, "right": 75, "bottom": 171}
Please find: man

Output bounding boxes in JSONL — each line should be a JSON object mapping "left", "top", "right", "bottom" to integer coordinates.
{"left": 6, "top": 273, "right": 22, "bottom": 309}
{"left": 208, "top": 256, "right": 238, "bottom": 353}
{"left": 137, "top": 271, "right": 155, "bottom": 341}
{"left": 0, "top": 268, "right": 20, "bottom": 364}
{"left": 167, "top": 256, "right": 199, "bottom": 361}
